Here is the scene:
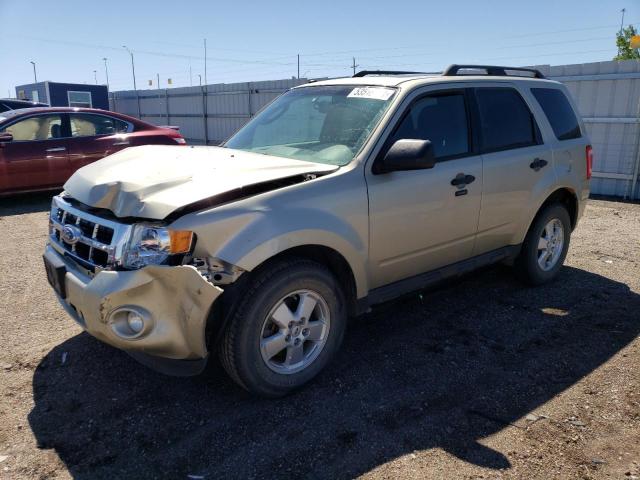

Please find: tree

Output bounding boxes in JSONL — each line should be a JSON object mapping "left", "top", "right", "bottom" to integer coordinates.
{"left": 614, "top": 25, "right": 640, "bottom": 60}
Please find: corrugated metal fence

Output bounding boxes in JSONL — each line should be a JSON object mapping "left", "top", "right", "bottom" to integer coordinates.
{"left": 110, "top": 60, "right": 640, "bottom": 200}
{"left": 539, "top": 60, "right": 640, "bottom": 200}
{"left": 109, "top": 78, "right": 309, "bottom": 146}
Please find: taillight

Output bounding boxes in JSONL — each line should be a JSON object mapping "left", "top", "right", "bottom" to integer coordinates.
{"left": 586, "top": 145, "right": 593, "bottom": 179}
{"left": 173, "top": 137, "right": 187, "bottom": 145}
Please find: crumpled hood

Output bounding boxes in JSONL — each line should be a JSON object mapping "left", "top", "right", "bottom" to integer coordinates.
{"left": 64, "top": 145, "right": 338, "bottom": 219}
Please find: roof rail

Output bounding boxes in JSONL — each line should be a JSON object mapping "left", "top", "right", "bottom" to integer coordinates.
{"left": 442, "top": 64, "right": 545, "bottom": 79}
{"left": 352, "top": 70, "right": 433, "bottom": 77}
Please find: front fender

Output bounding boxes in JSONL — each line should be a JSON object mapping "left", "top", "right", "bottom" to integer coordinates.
{"left": 170, "top": 168, "right": 371, "bottom": 298}
{"left": 218, "top": 208, "right": 369, "bottom": 297}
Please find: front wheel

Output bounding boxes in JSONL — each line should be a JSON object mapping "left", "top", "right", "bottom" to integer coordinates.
{"left": 219, "top": 258, "right": 346, "bottom": 397}
{"left": 515, "top": 203, "right": 572, "bottom": 285}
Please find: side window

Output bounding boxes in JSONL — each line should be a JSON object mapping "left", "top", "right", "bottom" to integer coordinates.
{"left": 531, "top": 88, "right": 581, "bottom": 141}
{"left": 475, "top": 88, "right": 539, "bottom": 152}
{"left": 70, "top": 114, "right": 129, "bottom": 137}
{"left": 390, "top": 92, "right": 469, "bottom": 159}
{"left": 0, "top": 115, "right": 63, "bottom": 141}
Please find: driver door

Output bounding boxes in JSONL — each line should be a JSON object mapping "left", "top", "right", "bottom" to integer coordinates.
{"left": 366, "top": 88, "right": 483, "bottom": 289}
{"left": 0, "top": 113, "right": 70, "bottom": 193}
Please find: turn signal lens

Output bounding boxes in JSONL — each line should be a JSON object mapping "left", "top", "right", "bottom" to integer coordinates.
{"left": 169, "top": 230, "right": 194, "bottom": 254}
{"left": 586, "top": 145, "right": 593, "bottom": 180}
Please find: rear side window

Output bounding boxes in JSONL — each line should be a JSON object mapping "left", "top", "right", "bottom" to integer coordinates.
{"left": 531, "top": 88, "right": 581, "bottom": 141}
{"left": 475, "top": 88, "right": 539, "bottom": 152}
{"left": 390, "top": 92, "right": 469, "bottom": 159}
{"left": 70, "top": 114, "right": 129, "bottom": 137}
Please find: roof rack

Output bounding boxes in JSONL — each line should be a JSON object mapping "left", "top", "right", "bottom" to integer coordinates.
{"left": 352, "top": 70, "right": 434, "bottom": 77}
{"left": 442, "top": 64, "right": 545, "bottom": 79}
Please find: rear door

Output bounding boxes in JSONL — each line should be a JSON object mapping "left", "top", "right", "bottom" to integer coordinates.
{"left": 67, "top": 112, "right": 132, "bottom": 173}
{"left": 530, "top": 86, "right": 588, "bottom": 181}
{"left": 0, "top": 113, "right": 70, "bottom": 193}
{"left": 470, "top": 84, "right": 554, "bottom": 255}
{"left": 366, "top": 87, "right": 483, "bottom": 288}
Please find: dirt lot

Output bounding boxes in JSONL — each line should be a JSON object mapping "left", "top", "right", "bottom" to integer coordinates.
{"left": 0, "top": 195, "right": 638, "bottom": 480}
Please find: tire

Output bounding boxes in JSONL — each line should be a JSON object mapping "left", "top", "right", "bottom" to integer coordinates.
{"left": 219, "top": 257, "right": 346, "bottom": 397}
{"left": 515, "top": 203, "right": 572, "bottom": 286}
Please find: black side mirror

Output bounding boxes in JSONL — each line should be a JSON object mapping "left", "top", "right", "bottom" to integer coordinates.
{"left": 0, "top": 132, "right": 13, "bottom": 146}
{"left": 377, "top": 139, "right": 436, "bottom": 174}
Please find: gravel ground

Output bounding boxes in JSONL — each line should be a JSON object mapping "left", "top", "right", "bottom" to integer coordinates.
{"left": 0, "top": 195, "right": 639, "bottom": 480}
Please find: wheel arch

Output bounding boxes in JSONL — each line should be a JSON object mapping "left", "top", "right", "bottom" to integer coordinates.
{"left": 513, "top": 187, "right": 579, "bottom": 247}
{"left": 205, "top": 244, "right": 361, "bottom": 354}
{"left": 536, "top": 187, "right": 579, "bottom": 230}
{"left": 247, "top": 245, "right": 360, "bottom": 317}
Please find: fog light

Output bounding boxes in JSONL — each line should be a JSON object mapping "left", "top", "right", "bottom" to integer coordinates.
{"left": 108, "top": 306, "right": 152, "bottom": 340}
{"left": 127, "top": 311, "right": 144, "bottom": 334}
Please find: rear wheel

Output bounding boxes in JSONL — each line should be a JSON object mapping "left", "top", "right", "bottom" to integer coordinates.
{"left": 219, "top": 258, "right": 346, "bottom": 397}
{"left": 515, "top": 203, "right": 571, "bottom": 285}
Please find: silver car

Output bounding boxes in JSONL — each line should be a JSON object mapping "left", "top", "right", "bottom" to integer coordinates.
{"left": 43, "top": 64, "right": 591, "bottom": 396}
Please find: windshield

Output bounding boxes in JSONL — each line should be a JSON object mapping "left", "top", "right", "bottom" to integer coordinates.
{"left": 225, "top": 85, "right": 397, "bottom": 166}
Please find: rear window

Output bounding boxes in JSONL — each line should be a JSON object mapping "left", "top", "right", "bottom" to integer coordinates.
{"left": 531, "top": 88, "right": 581, "bottom": 141}
{"left": 475, "top": 88, "right": 539, "bottom": 152}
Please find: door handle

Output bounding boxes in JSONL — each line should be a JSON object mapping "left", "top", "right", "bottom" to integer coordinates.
{"left": 46, "top": 147, "right": 66, "bottom": 152}
{"left": 530, "top": 158, "right": 548, "bottom": 171}
{"left": 112, "top": 141, "right": 130, "bottom": 146}
{"left": 451, "top": 173, "right": 476, "bottom": 186}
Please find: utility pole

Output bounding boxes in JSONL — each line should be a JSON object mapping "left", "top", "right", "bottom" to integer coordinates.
{"left": 204, "top": 39, "right": 208, "bottom": 87}
{"left": 297, "top": 54, "right": 300, "bottom": 79}
{"left": 122, "top": 46, "right": 137, "bottom": 90}
{"left": 93, "top": 70, "right": 97, "bottom": 84}
{"left": 102, "top": 57, "right": 110, "bottom": 90}
{"left": 618, "top": 8, "right": 627, "bottom": 56}
{"left": 29, "top": 61, "right": 37, "bottom": 82}
{"left": 351, "top": 57, "right": 358, "bottom": 76}
{"left": 157, "top": 73, "right": 160, "bottom": 89}
{"left": 189, "top": 59, "right": 193, "bottom": 87}
{"left": 198, "top": 74, "right": 202, "bottom": 86}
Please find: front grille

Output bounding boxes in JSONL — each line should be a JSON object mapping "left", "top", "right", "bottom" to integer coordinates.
{"left": 49, "top": 196, "right": 130, "bottom": 271}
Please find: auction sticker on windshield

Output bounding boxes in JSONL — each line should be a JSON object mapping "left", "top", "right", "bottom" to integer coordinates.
{"left": 347, "top": 87, "right": 395, "bottom": 101}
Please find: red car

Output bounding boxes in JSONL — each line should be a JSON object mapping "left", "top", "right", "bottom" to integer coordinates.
{"left": 0, "top": 107, "right": 186, "bottom": 195}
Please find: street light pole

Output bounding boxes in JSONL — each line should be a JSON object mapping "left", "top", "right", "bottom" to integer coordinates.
{"left": 29, "top": 61, "right": 37, "bottom": 82}
{"left": 122, "top": 45, "right": 140, "bottom": 117}
{"left": 122, "top": 46, "right": 137, "bottom": 90}
{"left": 93, "top": 70, "right": 98, "bottom": 84}
{"left": 102, "top": 57, "right": 110, "bottom": 90}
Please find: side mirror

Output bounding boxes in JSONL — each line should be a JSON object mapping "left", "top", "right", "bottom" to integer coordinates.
{"left": 0, "top": 132, "right": 12, "bottom": 146}
{"left": 377, "top": 139, "right": 436, "bottom": 173}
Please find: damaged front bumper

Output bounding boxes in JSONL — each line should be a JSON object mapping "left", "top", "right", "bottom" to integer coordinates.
{"left": 44, "top": 245, "right": 223, "bottom": 376}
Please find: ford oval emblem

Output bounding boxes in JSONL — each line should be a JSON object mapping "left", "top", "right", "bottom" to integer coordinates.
{"left": 61, "top": 225, "right": 82, "bottom": 244}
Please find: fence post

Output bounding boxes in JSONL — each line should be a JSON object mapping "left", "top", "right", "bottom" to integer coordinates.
{"left": 202, "top": 85, "right": 209, "bottom": 145}
{"left": 165, "top": 89, "right": 170, "bottom": 126}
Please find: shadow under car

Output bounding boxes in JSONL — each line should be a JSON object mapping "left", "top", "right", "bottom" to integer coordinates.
{"left": 28, "top": 265, "right": 640, "bottom": 479}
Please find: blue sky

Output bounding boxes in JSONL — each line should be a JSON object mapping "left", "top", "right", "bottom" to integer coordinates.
{"left": 0, "top": 0, "right": 636, "bottom": 96}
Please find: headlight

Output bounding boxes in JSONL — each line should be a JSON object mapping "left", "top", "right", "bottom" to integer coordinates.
{"left": 123, "top": 224, "right": 194, "bottom": 269}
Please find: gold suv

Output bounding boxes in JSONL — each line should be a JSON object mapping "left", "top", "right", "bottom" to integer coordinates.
{"left": 44, "top": 65, "right": 591, "bottom": 396}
